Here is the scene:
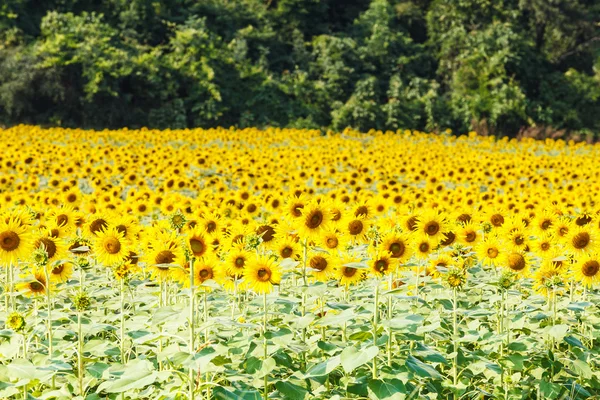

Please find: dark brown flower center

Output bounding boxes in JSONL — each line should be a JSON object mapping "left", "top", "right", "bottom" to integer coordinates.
{"left": 257, "top": 267, "right": 271, "bottom": 281}
{"left": 156, "top": 250, "right": 175, "bottom": 264}
{"left": 206, "top": 221, "right": 217, "bottom": 233}
{"left": 307, "top": 211, "right": 324, "bottom": 229}
{"left": 281, "top": 247, "right": 293, "bottom": 258}
{"left": 355, "top": 206, "right": 369, "bottom": 217}
{"left": 37, "top": 238, "right": 57, "bottom": 258}
{"left": 576, "top": 215, "right": 592, "bottom": 226}
{"left": 375, "top": 259, "right": 388, "bottom": 272}
{"left": 199, "top": 268, "right": 212, "bottom": 280}
{"left": 465, "top": 231, "right": 476, "bottom": 242}
{"left": 104, "top": 237, "right": 121, "bottom": 254}
{"left": 256, "top": 225, "right": 275, "bottom": 243}
{"left": 457, "top": 214, "right": 471, "bottom": 223}
{"left": 343, "top": 267, "right": 357, "bottom": 278}
{"left": 406, "top": 216, "right": 418, "bottom": 231}
{"left": 52, "top": 264, "right": 64, "bottom": 275}
{"left": 0, "top": 231, "right": 20, "bottom": 251}
{"left": 310, "top": 256, "right": 327, "bottom": 271}
{"left": 487, "top": 247, "right": 499, "bottom": 258}
{"left": 57, "top": 214, "right": 69, "bottom": 226}
{"left": 348, "top": 220, "right": 364, "bottom": 235}
{"left": 573, "top": 232, "right": 590, "bottom": 249}
{"left": 90, "top": 218, "right": 108, "bottom": 234}
{"left": 440, "top": 231, "right": 455, "bottom": 246}
{"left": 326, "top": 237, "right": 338, "bottom": 249}
{"left": 425, "top": 221, "right": 440, "bottom": 236}
{"left": 30, "top": 281, "right": 44, "bottom": 292}
{"left": 389, "top": 241, "right": 405, "bottom": 257}
{"left": 419, "top": 242, "right": 430, "bottom": 253}
{"left": 490, "top": 214, "right": 504, "bottom": 227}
{"left": 508, "top": 253, "right": 526, "bottom": 271}
{"left": 582, "top": 260, "right": 599, "bottom": 277}
{"left": 235, "top": 257, "right": 245, "bottom": 268}
{"left": 541, "top": 220, "right": 552, "bottom": 230}
{"left": 189, "top": 238, "right": 205, "bottom": 256}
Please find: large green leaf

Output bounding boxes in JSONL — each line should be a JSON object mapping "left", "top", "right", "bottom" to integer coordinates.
{"left": 341, "top": 345, "right": 379, "bottom": 374}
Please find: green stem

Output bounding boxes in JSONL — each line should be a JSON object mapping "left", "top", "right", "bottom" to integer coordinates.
{"left": 203, "top": 291, "right": 209, "bottom": 343}
{"left": 189, "top": 258, "right": 196, "bottom": 400}
{"left": 78, "top": 312, "right": 84, "bottom": 397}
{"left": 44, "top": 266, "right": 54, "bottom": 389}
{"left": 9, "top": 262, "right": 14, "bottom": 311}
{"left": 372, "top": 281, "right": 379, "bottom": 379}
{"left": 120, "top": 279, "right": 126, "bottom": 363}
{"left": 387, "top": 274, "right": 393, "bottom": 367}
{"left": 452, "top": 287, "right": 458, "bottom": 398}
{"left": 263, "top": 292, "right": 268, "bottom": 400}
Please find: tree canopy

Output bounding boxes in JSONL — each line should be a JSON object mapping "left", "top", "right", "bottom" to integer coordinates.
{"left": 1, "top": 0, "right": 599, "bottom": 137}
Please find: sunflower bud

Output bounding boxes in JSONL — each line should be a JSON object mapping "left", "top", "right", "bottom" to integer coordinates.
{"left": 169, "top": 211, "right": 186, "bottom": 230}
{"left": 444, "top": 267, "right": 467, "bottom": 289}
{"left": 72, "top": 291, "right": 91, "bottom": 312}
{"left": 5, "top": 312, "right": 25, "bottom": 332}
{"left": 32, "top": 247, "right": 49, "bottom": 266}
{"left": 498, "top": 271, "right": 516, "bottom": 290}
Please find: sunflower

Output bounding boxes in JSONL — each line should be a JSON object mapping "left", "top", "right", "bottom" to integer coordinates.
{"left": 33, "top": 230, "right": 68, "bottom": 264}
{"left": 93, "top": 228, "right": 129, "bottom": 266}
{"left": 412, "top": 234, "right": 434, "bottom": 260}
{"left": 244, "top": 256, "right": 281, "bottom": 294}
{"left": 400, "top": 212, "right": 419, "bottom": 233}
{"left": 320, "top": 230, "right": 347, "bottom": 252}
{"left": 457, "top": 222, "right": 480, "bottom": 247}
{"left": 144, "top": 232, "right": 186, "bottom": 282}
{"left": 111, "top": 215, "right": 141, "bottom": 242}
{"left": 327, "top": 199, "right": 345, "bottom": 225}
{"left": 351, "top": 200, "right": 375, "bottom": 219}
{"left": 531, "top": 232, "right": 556, "bottom": 259}
{"left": 484, "top": 209, "right": 507, "bottom": 229}
{"left": 284, "top": 194, "right": 309, "bottom": 221}
{"left": 416, "top": 209, "right": 447, "bottom": 241}
{"left": 439, "top": 230, "right": 457, "bottom": 247}
{"left": 0, "top": 218, "right": 33, "bottom": 265}
{"left": 565, "top": 226, "right": 598, "bottom": 255}
{"left": 296, "top": 201, "right": 331, "bottom": 240}
{"left": 225, "top": 247, "right": 252, "bottom": 280}
{"left": 501, "top": 251, "right": 532, "bottom": 277}
{"left": 341, "top": 215, "right": 371, "bottom": 242}
{"left": 572, "top": 254, "right": 600, "bottom": 287}
{"left": 84, "top": 214, "right": 110, "bottom": 237}
{"left": 17, "top": 268, "right": 49, "bottom": 297}
{"left": 506, "top": 226, "right": 529, "bottom": 252}
{"left": 187, "top": 228, "right": 212, "bottom": 259}
{"left": 275, "top": 237, "right": 301, "bottom": 260}
{"left": 369, "top": 251, "right": 397, "bottom": 277}
{"left": 48, "top": 206, "right": 77, "bottom": 231}
{"left": 337, "top": 255, "right": 367, "bottom": 287}
{"left": 475, "top": 235, "right": 503, "bottom": 267}
{"left": 49, "top": 262, "right": 74, "bottom": 283}
{"left": 532, "top": 265, "right": 565, "bottom": 297}
{"left": 427, "top": 254, "right": 454, "bottom": 278}
{"left": 308, "top": 252, "right": 338, "bottom": 282}
{"left": 380, "top": 232, "right": 412, "bottom": 262}
{"left": 198, "top": 211, "right": 222, "bottom": 236}
{"left": 194, "top": 256, "right": 224, "bottom": 291}
{"left": 553, "top": 217, "right": 572, "bottom": 239}
{"left": 532, "top": 210, "right": 555, "bottom": 236}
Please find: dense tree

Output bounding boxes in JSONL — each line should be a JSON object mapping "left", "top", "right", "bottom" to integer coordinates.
{"left": 0, "top": 0, "right": 598, "bottom": 137}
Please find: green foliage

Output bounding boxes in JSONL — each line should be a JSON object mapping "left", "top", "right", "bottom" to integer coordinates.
{"left": 0, "top": 0, "right": 598, "bottom": 137}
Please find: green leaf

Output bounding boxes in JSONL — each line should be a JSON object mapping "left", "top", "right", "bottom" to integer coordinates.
{"left": 341, "top": 346, "right": 379, "bottom": 374}
{"left": 275, "top": 381, "right": 308, "bottom": 400}
{"left": 368, "top": 379, "right": 406, "bottom": 399}
{"left": 571, "top": 359, "right": 593, "bottom": 379}
{"left": 547, "top": 324, "right": 569, "bottom": 341}
{"left": 213, "top": 387, "right": 262, "bottom": 400}
{"left": 405, "top": 355, "right": 442, "bottom": 379}
{"left": 86, "top": 362, "right": 109, "bottom": 379}
{"left": 539, "top": 380, "right": 562, "bottom": 399}
{"left": 97, "top": 361, "right": 157, "bottom": 393}
{"left": 564, "top": 336, "right": 586, "bottom": 349}
{"left": 305, "top": 355, "right": 341, "bottom": 378}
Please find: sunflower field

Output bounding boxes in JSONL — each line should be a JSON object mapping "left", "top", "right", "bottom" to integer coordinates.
{"left": 1, "top": 125, "right": 600, "bottom": 399}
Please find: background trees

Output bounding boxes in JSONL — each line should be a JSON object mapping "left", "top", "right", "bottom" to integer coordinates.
{"left": 0, "top": 0, "right": 598, "bottom": 137}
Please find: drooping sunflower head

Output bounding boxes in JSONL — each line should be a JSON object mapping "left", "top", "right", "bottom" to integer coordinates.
{"left": 444, "top": 267, "right": 467, "bottom": 289}
{"left": 49, "top": 261, "right": 74, "bottom": 283}
{"left": 17, "top": 268, "right": 49, "bottom": 297}
{"left": 5, "top": 311, "right": 26, "bottom": 332}
{"left": 502, "top": 251, "right": 531, "bottom": 277}
{"left": 194, "top": 257, "right": 224, "bottom": 292}
{"left": 85, "top": 214, "right": 110, "bottom": 237}
{"left": 33, "top": 230, "right": 67, "bottom": 263}
{"left": 532, "top": 265, "right": 565, "bottom": 297}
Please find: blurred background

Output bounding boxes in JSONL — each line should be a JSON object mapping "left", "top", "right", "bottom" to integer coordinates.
{"left": 0, "top": 0, "right": 598, "bottom": 139}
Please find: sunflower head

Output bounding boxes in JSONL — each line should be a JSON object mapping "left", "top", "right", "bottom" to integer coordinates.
{"left": 72, "top": 290, "right": 92, "bottom": 312}
{"left": 5, "top": 312, "right": 25, "bottom": 332}
{"left": 444, "top": 268, "right": 466, "bottom": 289}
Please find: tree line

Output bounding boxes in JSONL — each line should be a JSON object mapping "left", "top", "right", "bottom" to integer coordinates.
{"left": 0, "top": 0, "right": 599, "bottom": 137}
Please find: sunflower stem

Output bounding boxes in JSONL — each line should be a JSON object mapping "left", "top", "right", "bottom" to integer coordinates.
{"left": 387, "top": 273, "right": 393, "bottom": 367}
{"left": 44, "top": 266, "right": 55, "bottom": 389}
{"left": 120, "top": 278, "right": 126, "bottom": 364}
{"left": 452, "top": 287, "right": 458, "bottom": 398}
{"left": 189, "top": 257, "right": 196, "bottom": 400}
{"left": 9, "top": 262, "right": 14, "bottom": 311}
{"left": 263, "top": 291, "right": 269, "bottom": 400}
{"left": 78, "top": 311, "right": 84, "bottom": 397}
{"left": 203, "top": 291, "right": 209, "bottom": 343}
{"left": 372, "top": 280, "right": 379, "bottom": 379}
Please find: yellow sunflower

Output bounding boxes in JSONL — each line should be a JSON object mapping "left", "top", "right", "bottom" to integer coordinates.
{"left": 0, "top": 218, "right": 33, "bottom": 265}
{"left": 244, "top": 256, "right": 282, "bottom": 294}
{"left": 337, "top": 255, "right": 367, "bottom": 287}
{"left": 93, "top": 228, "right": 129, "bottom": 266}
{"left": 49, "top": 262, "right": 74, "bottom": 283}
{"left": 296, "top": 201, "right": 331, "bottom": 240}
{"left": 380, "top": 231, "right": 412, "bottom": 263}
{"left": 307, "top": 252, "right": 338, "bottom": 282}
{"left": 572, "top": 254, "right": 600, "bottom": 287}
{"left": 501, "top": 251, "right": 532, "bottom": 277}
{"left": 475, "top": 235, "right": 503, "bottom": 267}
{"left": 369, "top": 251, "right": 398, "bottom": 277}
{"left": 17, "top": 268, "right": 49, "bottom": 297}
